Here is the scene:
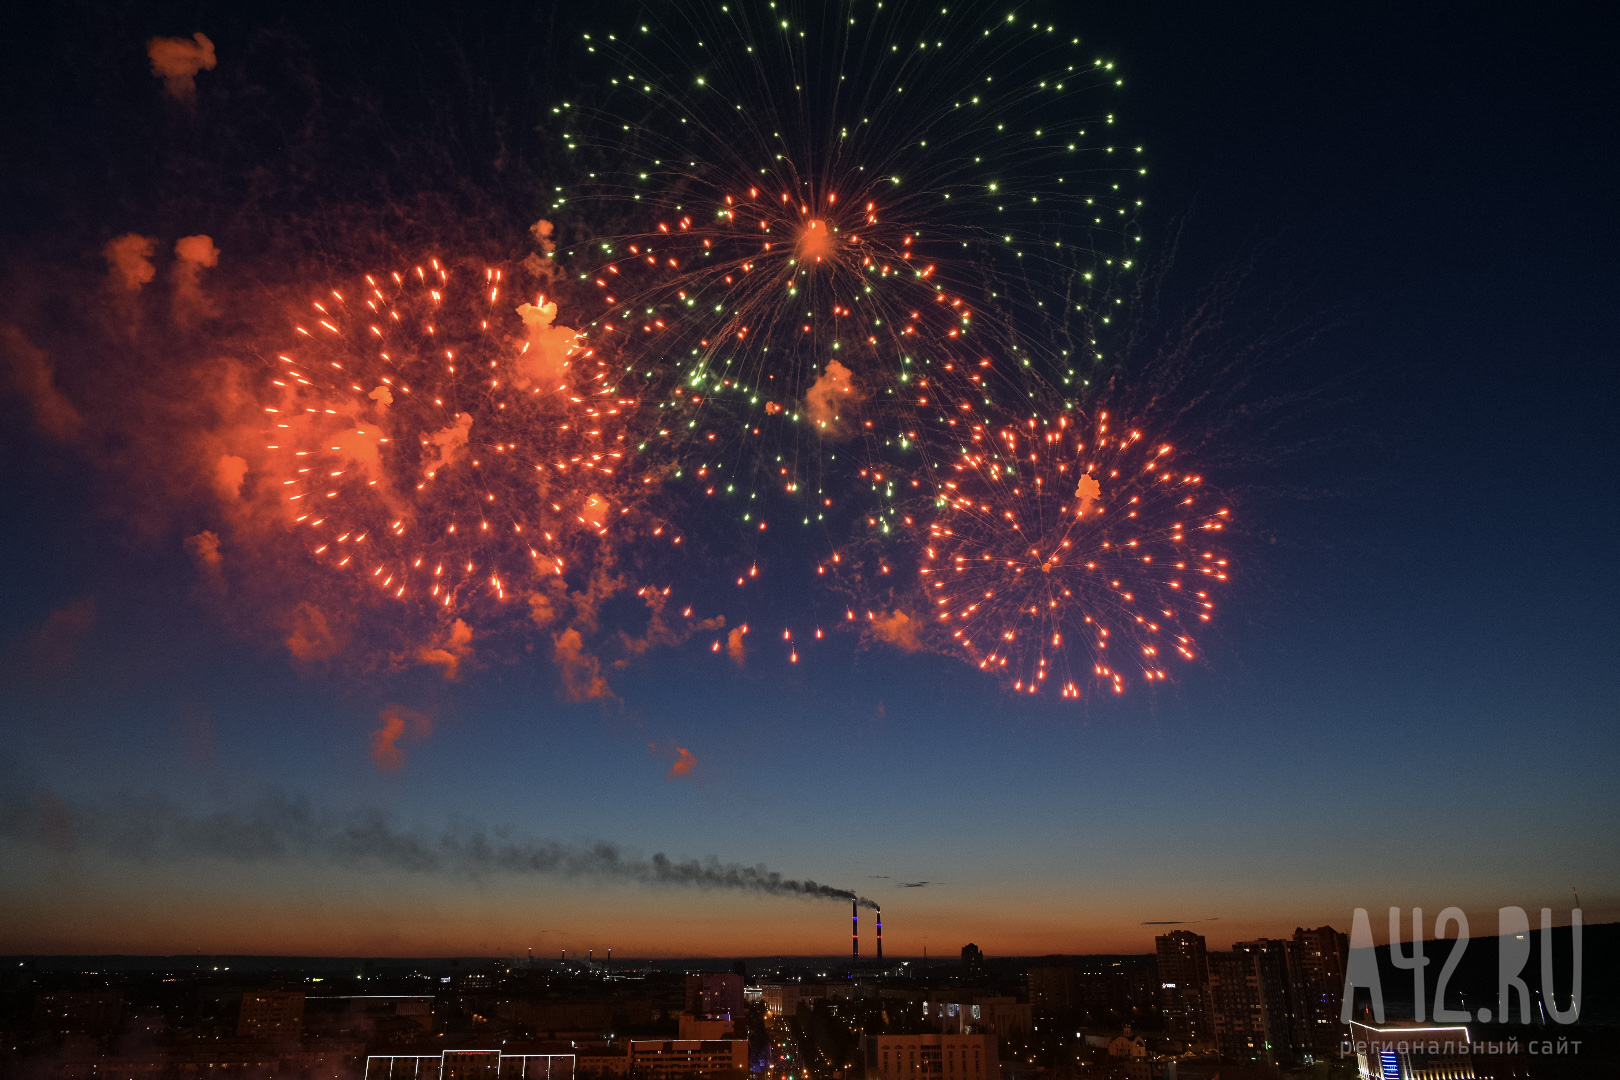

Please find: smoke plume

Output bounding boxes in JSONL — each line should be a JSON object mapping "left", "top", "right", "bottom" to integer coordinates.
{"left": 805, "top": 359, "right": 859, "bottom": 436}
{"left": 0, "top": 789, "right": 877, "bottom": 907}
{"left": 1, "top": 325, "right": 81, "bottom": 441}
{"left": 147, "top": 33, "right": 217, "bottom": 100}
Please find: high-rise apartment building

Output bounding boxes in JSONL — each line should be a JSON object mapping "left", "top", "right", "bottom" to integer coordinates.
{"left": 1295, "top": 925, "right": 1350, "bottom": 1059}
{"left": 1154, "top": 931, "right": 1210, "bottom": 1042}
{"left": 1027, "top": 966, "right": 1077, "bottom": 1012}
{"left": 960, "top": 945, "right": 986, "bottom": 983}
{"left": 1206, "top": 950, "right": 1267, "bottom": 1064}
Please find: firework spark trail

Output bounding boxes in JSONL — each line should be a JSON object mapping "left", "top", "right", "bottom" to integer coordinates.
{"left": 0, "top": 790, "right": 877, "bottom": 906}
{"left": 551, "top": 0, "right": 1146, "bottom": 546}
{"left": 827, "top": 400, "right": 1228, "bottom": 697}
{"left": 259, "top": 257, "right": 676, "bottom": 615}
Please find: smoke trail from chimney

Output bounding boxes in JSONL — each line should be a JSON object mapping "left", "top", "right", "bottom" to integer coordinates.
{"left": 0, "top": 788, "right": 880, "bottom": 908}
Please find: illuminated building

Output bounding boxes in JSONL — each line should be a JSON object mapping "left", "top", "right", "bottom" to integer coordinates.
{"left": 679, "top": 1014, "right": 738, "bottom": 1039}
{"left": 627, "top": 1038, "right": 749, "bottom": 1079}
{"left": 1349, "top": 1021, "right": 1475, "bottom": 1080}
{"left": 1154, "top": 932, "right": 1210, "bottom": 1042}
{"left": 238, "top": 989, "right": 306, "bottom": 1040}
{"left": 363, "top": 1050, "right": 574, "bottom": 1079}
{"left": 926, "top": 998, "right": 1031, "bottom": 1038}
{"left": 863, "top": 1034, "right": 1000, "bottom": 1080}
{"left": 1208, "top": 938, "right": 1314, "bottom": 1066}
{"left": 760, "top": 984, "right": 826, "bottom": 1016}
{"left": 1027, "top": 966, "right": 1077, "bottom": 1011}
{"left": 32, "top": 990, "right": 124, "bottom": 1038}
{"left": 686, "top": 973, "right": 746, "bottom": 1020}
{"left": 1294, "top": 925, "right": 1351, "bottom": 1059}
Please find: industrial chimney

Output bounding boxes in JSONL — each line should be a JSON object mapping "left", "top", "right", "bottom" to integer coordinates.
{"left": 876, "top": 907, "right": 883, "bottom": 963}
{"left": 852, "top": 899, "right": 859, "bottom": 959}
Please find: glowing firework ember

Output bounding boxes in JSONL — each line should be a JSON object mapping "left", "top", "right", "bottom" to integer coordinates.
{"left": 833, "top": 406, "right": 1228, "bottom": 697}
{"left": 551, "top": 0, "right": 1145, "bottom": 534}
{"left": 260, "top": 258, "right": 670, "bottom": 621}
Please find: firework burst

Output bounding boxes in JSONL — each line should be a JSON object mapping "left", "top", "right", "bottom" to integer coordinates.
{"left": 830, "top": 403, "right": 1228, "bottom": 697}
{"left": 547, "top": 0, "right": 1146, "bottom": 537}
{"left": 259, "top": 257, "right": 675, "bottom": 625}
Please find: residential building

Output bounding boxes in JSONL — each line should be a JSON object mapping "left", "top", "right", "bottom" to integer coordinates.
{"left": 960, "top": 945, "right": 986, "bottom": 983}
{"left": 926, "top": 998, "right": 1031, "bottom": 1038}
{"left": 238, "top": 989, "right": 307, "bottom": 1040}
{"left": 1295, "top": 925, "right": 1350, "bottom": 1060}
{"left": 1154, "top": 932, "right": 1210, "bottom": 1042}
{"left": 1027, "top": 966, "right": 1076, "bottom": 1011}
{"left": 686, "top": 974, "right": 746, "bottom": 1020}
{"left": 627, "top": 1039, "right": 748, "bottom": 1080}
{"left": 760, "top": 984, "right": 825, "bottom": 1017}
{"left": 679, "top": 1014, "right": 737, "bottom": 1040}
{"left": 865, "top": 1034, "right": 1000, "bottom": 1080}
{"left": 32, "top": 990, "right": 124, "bottom": 1038}
{"left": 364, "top": 1050, "right": 574, "bottom": 1079}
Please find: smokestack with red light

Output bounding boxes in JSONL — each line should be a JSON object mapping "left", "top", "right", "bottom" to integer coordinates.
{"left": 852, "top": 899, "right": 859, "bottom": 959}
{"left": 876, "top": 906, "right": 883, "bottom": 963}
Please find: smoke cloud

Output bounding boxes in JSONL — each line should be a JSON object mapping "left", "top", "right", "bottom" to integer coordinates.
{"left": 370, "top": 705, "right": 433, "bottom": 771}
{"left": 867, "top": 610, "right": 923, "bottom": 653}
{"left": 1, "top": 325, "right": 81, "bottom": 441}
{"left": 725, "top": 625, "right": 747, "bottom": 665}
{"left": 666, "top": 747, "right": 697, "bottom": 779}
{"left": 103, "top": 233, "right": 157, "bottom": 293}
{"left": 0, "top": 789, "right": 877, "bottom": 907}
{"left": 514, "top": 297, "right": 580, "bottom": 390}
{"left": 23, "top": 597, "right": 98, "bottom": 678}
{"left": 147, "top": 33, "right": 217, "bottom": 100}
{"left": 552, "top": 627, "right": 612, "bottom": 702}
{"left": 1074, "top": 473, "right": 1101, "bottom": 517}
{"left": 172, "top": 234, "right": 221, "bottom": 325}
{"left": 806, "top": 359, "right": 859, "bottom": 436}
{"left": 412, "top": 619, "right": 473, "bottom": 680}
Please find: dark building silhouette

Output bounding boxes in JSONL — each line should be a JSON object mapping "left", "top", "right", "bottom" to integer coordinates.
{"left": 1154, "top": 931, "right": 1210, "bottom": 1043}
{"left": 960, "top": 944, "right": 985, "bottom": 982}
{"left": 686, "top": 973, "right": 745, "bottom": 1020}
{"left": 1293, "top": 925, "right": 1350, "bottom": 1059}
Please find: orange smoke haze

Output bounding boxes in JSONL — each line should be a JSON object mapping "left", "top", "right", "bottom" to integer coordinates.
{"left": 725, "top": 625, "right": 747, "bottom": 665}
{"left": 553, "top": 627, "right": 612, "bottom": 701}
{"left": 805, "top": 359, "right": 859, "bottom": 436}
{"left": 284, "top": 603, "right": 344, "bottom": 662}
{"left": 666, "top": 746, "right": 698, "bottom": 779}
{"left": 1, "top": 324, "right": 82, "bottom": 441}
{"left": 147, "top": 33, "right": 217, "bottom": 100}
{"left": 796, "top": 219, "right": 835, "bottom": 262}
{"left": 370, "top": 705, "right": 433, "bottom": 771}
{"left": 103, "top": 233, "right": 157, "bottom": 293}
{"left": 185, "top": 530, "right": 223, "bottom": 568}
{"left": 868, "top": 609, "right": 923, "bottom": 653}
{"left": 413, "top": 619, "right": 474, "bottom": 680}
{"left": 25, "top": 597, "right": 98, "bottom": 678}
{"left": 171, "top": 234, "right": 221, "bottom": 326}
{"left": 514, "top": 296, "right": 581, "bottom": 389}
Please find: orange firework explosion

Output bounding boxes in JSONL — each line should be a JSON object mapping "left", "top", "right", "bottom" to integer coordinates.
{"left": 838, "top": 406, "right": 1228, "bottom": 697}
{"left": 260, "top": 258, "right": 671, "bottom": 620}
